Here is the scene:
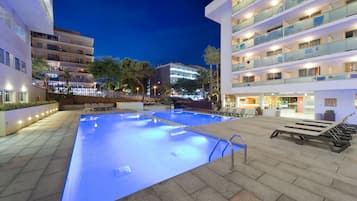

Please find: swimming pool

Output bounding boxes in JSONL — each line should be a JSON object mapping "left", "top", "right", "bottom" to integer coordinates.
{"left": 61, "top": 112, "right": 240, "bottom": 201}
{"left": 150, "top": 110, "right": 236, "bottom": 126}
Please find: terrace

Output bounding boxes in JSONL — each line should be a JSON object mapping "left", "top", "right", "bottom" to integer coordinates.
{"left": 0, "top": 110, "right": 356, "bottom": 200}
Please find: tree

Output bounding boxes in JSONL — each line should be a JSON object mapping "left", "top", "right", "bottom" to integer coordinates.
{"left": 203, "top": 45, "right": 215, "bottom": 95}
{"left": 196, "top": 69, "right": 210, "bottom": 99}
{"left": 120, "top": 58, "right": 154, "bottom": 102}
{"left": 88, "top": 57, "right": 121, "bottom": 90}
{"left": 32, "top": 58, "right": 51, "bottom": 100}
{"left": 213, "top": 48, "right": 221, "bottom": 92}
{"left": 172, "top": 79, "right": 200, "bottom": 95}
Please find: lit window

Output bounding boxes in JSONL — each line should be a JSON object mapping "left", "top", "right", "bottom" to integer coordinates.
{"left": 324, "top": 98, "right": 337, "bottom": 107}
{"left": 355, "top": 95, "right": 357, "bottom": 108}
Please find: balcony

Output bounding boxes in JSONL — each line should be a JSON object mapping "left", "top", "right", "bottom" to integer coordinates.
{"left": 232, "top": 72, "right": 357, "bottom": 88}
{"left": 232, "top": 0, "right": 305, "bottom": 33}
{"left": 232, "top": 1, "right": 357, "bottom": 52}
{"left": 232, "top": 0, "right": 255, "bottom": 14}
{"left": 232, "top": 37, "right": 357, "bottom": 72}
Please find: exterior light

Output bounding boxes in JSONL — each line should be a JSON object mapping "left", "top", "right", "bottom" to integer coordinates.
{"left": 269, "top": 68, "right": 279, "bottom": 73}
{"left": 270, "top": 45, "right": 280, "bottom": 51}
{"left": 18, "top": 120, "right": 23, "bottom": 124}
{"left": 21, "top": 86, "right": 27, "bottom": 92}
{"left": 5, "top": 83, "right": 13, "bottom": 91}
{"left": 272, "top": 93, "right": 275, "bottom": 96}
{"left": 270, "top": 0, "right": 279, "bottom": 6}
{"left": 41, "top": 113, "right": 45, "bottom": 116}
{"left": 244, "top": 12, "right": 253, "bottom": 19}
{"left": 245, "top": 52, "right": 253, "bottom": 57}
{"left": 303, "top": 36, "right": 313, "bottom": 42}
{"left": 245, "top": 72, "right": 253, "bottom": 76}
{"left": 304, "top": 93, "right": 308, "bottom": 96}
{"left": 245, "top": 32, "right": 254, "bottom": 38}
{"left": 305, "top": 8, "right": 316, "bottom": 16}
{"left": 36, "top": 115, "right": 40, "bottom": 118}
{"left": 28, "top": 117, "right": 32, "bottom": 121}
{"left": 304, "top": 63, "right": 315, "bottom": 69}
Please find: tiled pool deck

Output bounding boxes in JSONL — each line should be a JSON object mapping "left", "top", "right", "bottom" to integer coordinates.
{"left": 0, "top": 110, "right": 357, "bottom": 201}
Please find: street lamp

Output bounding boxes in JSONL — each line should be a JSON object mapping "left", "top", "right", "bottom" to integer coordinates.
{"left": 136, "top": 87, "right": 139, "bottom": 96}
{"left": 153, "top": 85, "right": 157, "bottom": 96}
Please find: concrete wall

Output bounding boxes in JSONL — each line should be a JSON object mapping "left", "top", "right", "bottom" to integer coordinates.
{"left": 315, "top": 90, "right": 357, "bottom": 124}
{"left": 29, "top": 86, "right": 46, "bottom": 101}
{"left": 220, "top": 9, "right": 233, "bottom": 106}
{"left": 0, "top": 103, "right": 58, "bottom": 136}
{"left": 117, "top": 102, "right": 143, "bottom": 111}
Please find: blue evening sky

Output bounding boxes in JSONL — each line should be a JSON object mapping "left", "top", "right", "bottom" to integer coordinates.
{"left": 53, "top": 0, "right": 220, "bottom": 68}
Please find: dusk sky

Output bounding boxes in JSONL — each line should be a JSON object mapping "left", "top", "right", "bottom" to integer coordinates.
{"left": 53, "top": 0, "right": 220, "bottom": 68}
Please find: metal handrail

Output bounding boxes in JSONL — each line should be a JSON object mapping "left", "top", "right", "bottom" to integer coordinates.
{"left": 222, "top": 134, "right": 248, "bottom": 164}
{"left": 208, "top": 138, "right": 224, "bottom": 162}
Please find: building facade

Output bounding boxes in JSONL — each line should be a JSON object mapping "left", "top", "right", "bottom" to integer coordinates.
{"left": 31, "top": 27, "right": 95, "bottom": 95}
{"left": 152, "top": 63, "right": 206, "bottom": 99}
{"left": 206, "top": 0, "right": 357, "bottom": 123}
{"left": 0, "top": 0, "right": 53, "bottom": 103}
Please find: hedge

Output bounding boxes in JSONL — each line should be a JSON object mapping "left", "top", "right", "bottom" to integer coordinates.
{"left": 0, "top": 101, "right": 57, "bottom": 111}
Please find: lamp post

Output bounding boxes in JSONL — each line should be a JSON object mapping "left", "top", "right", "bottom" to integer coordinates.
{"left": 153, "top": 85, "right": 157, "bottom": 96}
{"left": 136, "top": 87, "right": 139, "bottom": 96}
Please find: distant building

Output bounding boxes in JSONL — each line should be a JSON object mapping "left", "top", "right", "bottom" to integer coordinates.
{"left": 0, "top": 0, "right": 53, "bottom": 103}
{"left": 152, "top": 63, "right": 207, "bottom": 99}
{"left": 31, "top": 27, "right": 95, "bottom": 95}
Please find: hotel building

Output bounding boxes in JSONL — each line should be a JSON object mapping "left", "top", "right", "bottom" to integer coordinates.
{"left": 31, "top": 27, "right": 95, "bottom": 95}
{"left": 0, "top": 0, "right": 53, "bottom": 103}
{"left": 205, "top": 0, "right": 357, "bottom": 123}
{"left": 152, "top": 63, "right": 207, "bottom": 99}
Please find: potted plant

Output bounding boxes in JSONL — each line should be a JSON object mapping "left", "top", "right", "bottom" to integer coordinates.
{"left": 256, "top": 106, "right": 262, "bottom": 115}
{"left": 323, "top": 110, "right": 335, "bottom": 121}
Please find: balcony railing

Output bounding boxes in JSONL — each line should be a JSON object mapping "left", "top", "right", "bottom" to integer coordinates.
{"left": 232, "top": 37, "right": 357, "bottom": 72}
{"left": 232, "top": 1, "right": 357, "bottom": 52}
{"left": 232, "top": 0, "right": 305, "bottom": 33}
{"left": 232, "top": 72, "right": 357, "bottom": 88}
{"left": 232, "top": 0, "right": 255, "bottom": 14}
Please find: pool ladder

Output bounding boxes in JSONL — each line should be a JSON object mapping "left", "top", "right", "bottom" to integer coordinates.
{"left": 209, "top": 134, "right": 247, "bottom": 170}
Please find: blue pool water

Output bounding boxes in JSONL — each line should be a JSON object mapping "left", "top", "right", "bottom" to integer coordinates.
{"left": 61, "top": 112, "right": 240, "bottom": 201}
{"left": 150, "top": 110, "right": 236, "bottom": 126}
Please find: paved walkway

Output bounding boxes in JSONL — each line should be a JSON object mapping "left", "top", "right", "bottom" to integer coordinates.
{"left": 0, "top": 111, "right": 356, "bottom": 201}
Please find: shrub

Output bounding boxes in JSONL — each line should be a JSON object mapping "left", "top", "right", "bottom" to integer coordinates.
{"left": 0, "top": 101, "right": 57, "bottom": 111}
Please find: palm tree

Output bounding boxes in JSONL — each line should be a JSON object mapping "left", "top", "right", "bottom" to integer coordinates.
{"left": 196, "top": 69, "right": 209, "bottom": 99}
{"left": 203, "top": 45, "right": 216, "bottom": 95}
{"left": 32, "top": 58, "right": 51, "bottom": 99}
{"left": 88, "top": 57, "right": 122, "bottom": 90}
{"left": 213, "top": 48, "right": 221, "bottom": 92}
{"left": 121, "top": 59, "right": 154, "bottom": 102}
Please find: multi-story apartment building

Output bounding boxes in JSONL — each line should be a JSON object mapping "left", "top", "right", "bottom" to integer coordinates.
{"left": 0, "top": 0, "right": 53, "bottom": 103}
{"left": 152, "top": 63, "right": 207, "bottom": 99}
{"left": 31, "top": 27, "right": 95, "bottom": 95}
{"left": 206, "top": 0, "right": 357, "bottom": 123}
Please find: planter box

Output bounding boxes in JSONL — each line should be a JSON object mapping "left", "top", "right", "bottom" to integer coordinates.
{"left": 0, "top": 103, "right": 59, "bottom": 136}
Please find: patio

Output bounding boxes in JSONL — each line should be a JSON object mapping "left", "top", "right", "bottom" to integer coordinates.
{"left": 0, "top": 111, "right": 356, "bottom": 201}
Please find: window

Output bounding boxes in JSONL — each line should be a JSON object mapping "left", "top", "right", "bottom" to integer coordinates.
{"left": 299, "top": 67, "right": 320, "bottom": 77}
{"left": 18, "top": 92, "right": 26, "bottom": 102}
{"left": 267, "top": 72, "right": 282, "bottom": 80}
{"left": 37, "top": 42, "right": 43, "bottom": 48}
{"left": 4, "top": 90, "right": 10, "bottom": 102}
{"left": 47, "top": 35, "right": 58, "bottom": 41}
{"left": 299, "top": 39, "right": 321, "bottom": 49}
{"left": 15, "top": 57, "right": 20, "bottom": 70}
{"left": 47, "top": 54, "right": 59, "bottom": 61}
{"left": 47, "top": 44, "right": 58, "bottom": 51}
{"left": 0, "top": 48, "right": 4, "bottom": 64}
{"left": 355, "top": 95, "right": 357, "bottom": 108}
{"left": 5, "top": 51, "right": 10, "bottom": 66}
{"left": 324, "top": 98, "right": 337, "bottom": 107}
{"left": 266, "top": 49, "right": 282, "bottom": 56}
{"left": 345, "top": 62, "right": 357, "bottom": 72}
{"left": 345, "top": 29, "right": 357, "bottom": 38}
{"left": 21, "top": 61, "right": 26, "bottom": 73}
{"left": 243, "top": 75, "right": 255, "bottom": 83}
